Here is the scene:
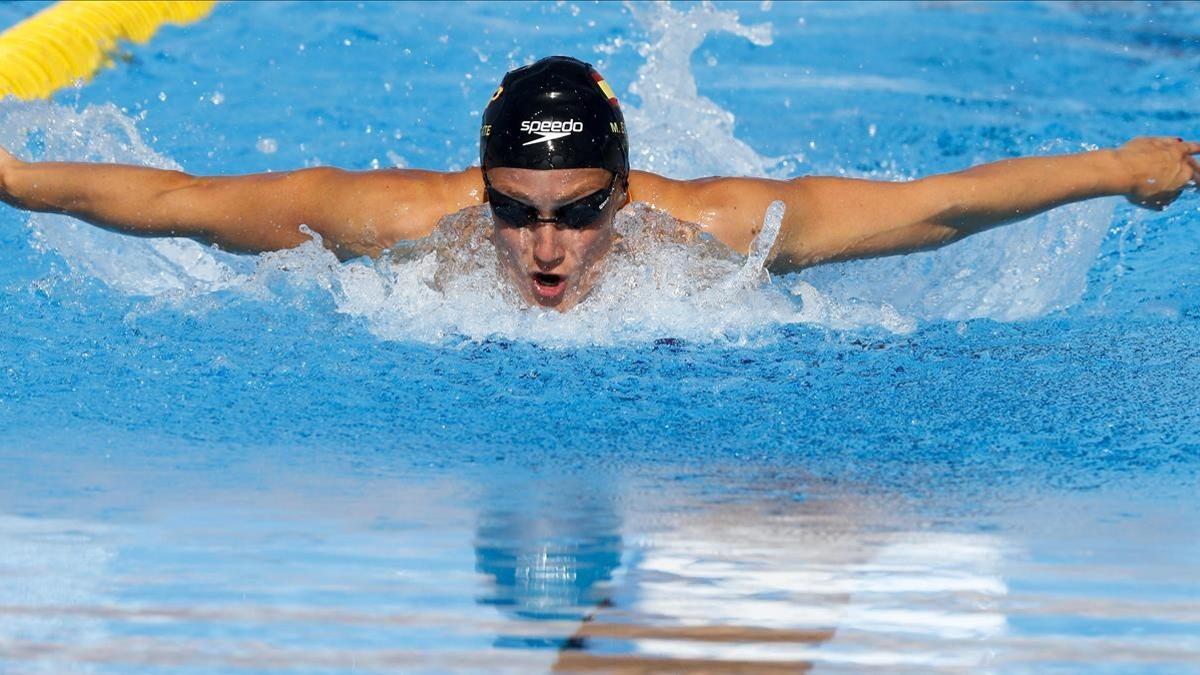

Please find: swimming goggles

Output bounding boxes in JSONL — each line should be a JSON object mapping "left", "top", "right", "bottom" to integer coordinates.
{"left": 485, "top": 173, "right": 619, "bottom": 230}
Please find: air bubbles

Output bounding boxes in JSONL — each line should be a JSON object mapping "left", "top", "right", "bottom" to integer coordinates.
{"left": 256, "top": 137, "right": 278, "bottom": 154}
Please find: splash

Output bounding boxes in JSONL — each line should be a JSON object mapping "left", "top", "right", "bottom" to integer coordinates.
{"left": 606, "top": 2, "right": 1115, "bottom": 324}
{"left": 616, "top": 1, "right": 780, "bottom": 178}
{"left": 0, "top": 100, "right": 250, "bottom": 297}
{"left": 793, "top": 141, "right": 1117, "bottom": 323}
{"left": 324, "top": 202, "right": 803, "bottom": 346}
{"left": 0, "top": 3, "right": 1118, "bottom": 344}
{"left": 795, "top": 194, "right": 1116, "bottom": 322}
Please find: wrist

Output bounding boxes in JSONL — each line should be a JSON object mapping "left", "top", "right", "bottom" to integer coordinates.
{"left": 1089, "top": 148, "right": 1132, "bottom": 197}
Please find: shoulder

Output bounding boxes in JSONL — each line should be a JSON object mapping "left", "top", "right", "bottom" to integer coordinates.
{"left": 627, "top": 170, "right": 726, "bottom": 206}
{"left": 629, "top": 170, "right": 817, "bottom": 212}
{"left": 342, "top": 167, "right": 485, "bottom": 246}
{"left": 627, "top": 170, "right": 817, "bottom": 255}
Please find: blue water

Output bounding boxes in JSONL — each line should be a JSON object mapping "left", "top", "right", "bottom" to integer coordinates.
{"left": 1, "top": 1, "right": 1198, "bottom": 672}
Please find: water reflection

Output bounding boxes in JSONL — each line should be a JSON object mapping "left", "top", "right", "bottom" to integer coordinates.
{"left": 474, "top": 478, "right": 623, "bottom": 649}
{"left": 472, "top": 472, "right": 1011, "bottom": 671}
{"left": 2, "top": 450, "right": 1193, "bottom": 673}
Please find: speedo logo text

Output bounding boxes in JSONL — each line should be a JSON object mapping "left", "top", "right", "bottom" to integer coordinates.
{"left": 520, "top": 119, "right": 584, "bottom": 146}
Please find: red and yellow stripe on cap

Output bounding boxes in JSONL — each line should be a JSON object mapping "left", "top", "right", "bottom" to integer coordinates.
{"left": 591, "top": 71, "right": 618, "bottom": 106}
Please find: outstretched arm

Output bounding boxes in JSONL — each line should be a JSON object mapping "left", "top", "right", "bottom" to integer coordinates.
{"left": 632, "top": 137, "right": 1200, "bottom": 272}
{"left": 0, "top": 146, "right": 483, "bottom": 259}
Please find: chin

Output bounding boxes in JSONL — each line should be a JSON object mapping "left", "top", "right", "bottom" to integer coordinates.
{"left": 533, "top": 290, "right": 578, "bottom": 312}
{"left": 526, "top": 286, "right": 590, "bottom": 312}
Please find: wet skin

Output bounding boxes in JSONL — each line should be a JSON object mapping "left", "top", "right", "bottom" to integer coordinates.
{"left": 2, "top": 138, "right": 1197, "bottom": 310}
{"left": 486, "top": 167, "right": 627, "bottom": 311}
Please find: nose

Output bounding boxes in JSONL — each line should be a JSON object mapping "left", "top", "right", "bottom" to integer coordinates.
{"left": 531, "top": 223, "right": 564, "bottom": 269}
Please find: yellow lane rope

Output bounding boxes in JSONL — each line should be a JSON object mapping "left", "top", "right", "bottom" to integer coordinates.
{"left": 0, "top": 1, "right": 218, "bottom": 100}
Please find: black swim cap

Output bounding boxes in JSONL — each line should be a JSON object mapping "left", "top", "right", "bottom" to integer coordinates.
{"left": 480, "top": 56, "right": 628, "bottom": 177}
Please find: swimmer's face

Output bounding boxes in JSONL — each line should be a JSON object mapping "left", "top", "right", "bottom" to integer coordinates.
{"left": 486, "top": 167, "right": 625, "bottom": 311}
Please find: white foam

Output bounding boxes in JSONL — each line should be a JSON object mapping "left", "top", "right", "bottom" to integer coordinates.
{"left": 318, "top": 202, "right": 801, "bottom": 346}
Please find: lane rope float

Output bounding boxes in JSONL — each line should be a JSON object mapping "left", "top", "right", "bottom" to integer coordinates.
{"left": 0, "top": 1, "right": 218, "bottom": 100}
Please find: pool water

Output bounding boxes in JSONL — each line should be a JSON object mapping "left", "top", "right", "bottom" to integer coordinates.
{"left": 1, "top": 1, "right": 1198, "bottom": 672}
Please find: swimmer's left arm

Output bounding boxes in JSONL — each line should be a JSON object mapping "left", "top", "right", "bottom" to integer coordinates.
{"left": 635, "top": 137, "right": 1200, "bottom": 271}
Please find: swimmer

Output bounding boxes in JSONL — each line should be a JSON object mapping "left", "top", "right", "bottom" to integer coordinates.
{"left": 1, "top": 55, "right": 1197, "bottom": 311}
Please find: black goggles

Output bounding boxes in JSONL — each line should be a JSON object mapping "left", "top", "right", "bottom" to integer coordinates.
{"left": 485, "top": 173, "right": 620, "bottom": 230}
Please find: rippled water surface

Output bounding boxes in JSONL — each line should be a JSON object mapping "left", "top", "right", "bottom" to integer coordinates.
{"left": 1, "top": 1, "right": 1198, "bottom": 672}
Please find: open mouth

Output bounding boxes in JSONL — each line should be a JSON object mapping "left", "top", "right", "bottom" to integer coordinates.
{"left": 531, "top": 272, "right": 566, "bottom": 301}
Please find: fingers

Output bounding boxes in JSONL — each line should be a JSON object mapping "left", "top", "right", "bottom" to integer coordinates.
{"left": 1122, "top": 136, "right": 1200, "bottom": 157}
{"left": 1151, "top": 136, "right": 1200, "bottom": 154}
{"left": 1177, "top": 139, "right": 1200, "bottom": 155}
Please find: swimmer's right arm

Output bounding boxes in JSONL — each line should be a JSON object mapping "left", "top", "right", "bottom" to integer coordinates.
{"left": 0, "top": 145, "right": 484, "bottom": 259}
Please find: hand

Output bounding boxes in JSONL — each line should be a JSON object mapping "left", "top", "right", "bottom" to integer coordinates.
{"left": 1115, "top": 136, "right": 1200, "bottom": 210}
